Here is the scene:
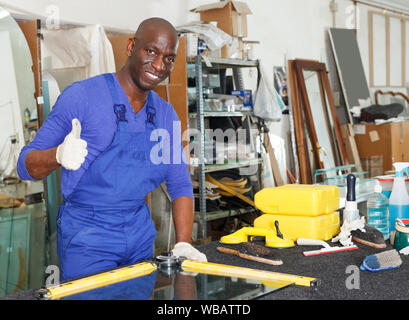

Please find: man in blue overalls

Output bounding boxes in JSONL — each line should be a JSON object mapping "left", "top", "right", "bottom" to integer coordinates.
{"left": 17, "top": 17, "right": 206, "bottom": 282}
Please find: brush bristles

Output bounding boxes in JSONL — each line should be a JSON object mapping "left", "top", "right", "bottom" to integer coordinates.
{"left": 361, "top": 249, "right": 402, "bottom": 271}
{"left": 376, "top": 250, "right": 402, "bottom": 267}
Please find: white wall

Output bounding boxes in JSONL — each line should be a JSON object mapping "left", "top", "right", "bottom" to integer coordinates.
{"left": 0, "top": 0, "right": 202, "bottom": 31}
{"left": 1, "top": 0, "right": 408, "bottom": 185}
{"left": 356, "top": 2, "right": 409, "bottom": 101}
{"left": 1, "top": 0, "right": 408, "bottom": 105}
{"left": 0, "top": 2, "right": 355, "bottom": 59}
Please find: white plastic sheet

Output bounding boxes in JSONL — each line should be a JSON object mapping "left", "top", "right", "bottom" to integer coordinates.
{"left": 176, "top": 22, "right": 232, "bottom": 51}
{"left": 42, "top": 24, "right": 115, "bottom": 77}
{"left": 253, "top": 64, "right": 283, "bottom": 121}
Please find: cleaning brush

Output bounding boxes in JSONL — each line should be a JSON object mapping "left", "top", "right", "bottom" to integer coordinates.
{"left": 217, "top": 242, "right": 283, "bottom": 265}
{"left": 242, "top": 241, "right": 274, "bottom": 257}
{"left": 351, "top": 225, "right": 386, "bottom": 249}
{"left": 360, "top": 249, "right": 402, "bottom": 272}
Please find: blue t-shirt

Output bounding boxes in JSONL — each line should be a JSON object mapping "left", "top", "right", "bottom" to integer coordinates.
{"left": 17, "top": 73, "right": 193, "bottom": 201}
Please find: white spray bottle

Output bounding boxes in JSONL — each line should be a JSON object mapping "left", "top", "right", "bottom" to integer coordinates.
{"left": 389, "top": 162, "right": 409, "bottom": 232}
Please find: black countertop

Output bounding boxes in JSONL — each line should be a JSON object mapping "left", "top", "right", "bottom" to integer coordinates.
{"left": 3, "top": 240, "right": 409, "bottom": 301}
{"left": 197, "top": 240, "right": 409, "bottom": 300}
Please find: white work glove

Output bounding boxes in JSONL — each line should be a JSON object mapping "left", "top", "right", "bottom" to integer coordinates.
{"left": 56, "top": 119, "right": 88, "bottom": 170}
{"left": 172, "top": 242, "right": 207, "bottom": 262}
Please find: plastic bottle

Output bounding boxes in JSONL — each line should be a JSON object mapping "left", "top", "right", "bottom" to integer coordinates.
{"left": 344, "top": 174, "right": 360, "bottom": 222}
{"left": 389, "top": 162, "right": 409, "bottom": 232}
{"left": 24, "top": 108, "right": 30, "bottom": 123}
{"left": 366, "top": 181, "right": 389, "bottom": 240}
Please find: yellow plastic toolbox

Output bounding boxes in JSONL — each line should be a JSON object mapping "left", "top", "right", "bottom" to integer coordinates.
{"left": 253, "top": 211, "right": 340, "bottom": 241}
{"left": 254, "top": 184, "right": 340, "bottom": 216}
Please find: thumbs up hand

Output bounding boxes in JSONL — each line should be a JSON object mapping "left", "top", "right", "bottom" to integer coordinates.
{"left": 56, "top": 119, "right": 88, "bottom": 170}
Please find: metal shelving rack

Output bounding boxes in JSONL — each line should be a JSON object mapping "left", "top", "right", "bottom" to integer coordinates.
{"left": 192, "top": 55, "right": 260, "bottom": 240}
{"left": 189, "top": 110, "right": 253, "bottom": 118}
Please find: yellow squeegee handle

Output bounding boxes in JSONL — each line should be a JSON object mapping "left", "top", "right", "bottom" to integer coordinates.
{"left": 39, "top": 262, "right": 157, "bottom": 300}
{"left": 181, "top": 259, "right": 319, "bottom": 287}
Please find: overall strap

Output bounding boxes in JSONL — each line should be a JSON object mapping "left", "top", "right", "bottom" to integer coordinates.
{"left": 145, "top": 92, "right": 157, "bottom": 130}
{"left": 103, "top": 73, "right": 127, "bottom": 123}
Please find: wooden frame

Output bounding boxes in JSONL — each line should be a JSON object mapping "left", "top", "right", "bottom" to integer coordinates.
{"left": 375, "top": 90, "right": 409, "bottom": 104}
{"left": 17, "top": 19, "right": 43, "bottom": 127}
{"left": 288, "top": 60, "right": 310, "bottom": 184}
{"left": 368, "top": 10, "right": 407, "bottom": 88}
{"left": 288, "top": 59, "right": 349, "bottom": 184}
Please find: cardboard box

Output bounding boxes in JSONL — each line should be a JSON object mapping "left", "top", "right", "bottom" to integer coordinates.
{"left": 353, "top": 120, "right": 409, "bottom": 174}
{"left": 340, "top": 123, "right": 361, "bottom": 168}
{"left": 191, "top": 1, "right": 252, "bottom": 38}
{"left": 361, "top": 155, "right": 383, "bottom": 177}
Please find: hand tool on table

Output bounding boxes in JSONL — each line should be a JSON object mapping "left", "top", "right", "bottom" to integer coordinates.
{"left": 360, "top": 249, "right": 402, "bottom": 272}
{"left": 216, "top": 246, "right": 283, "bottom": 265}
{"left": 219, "top": 221, "right": 295, "bottom": 248}
{"left": 351, "top": 225, "right": 386, "bottom": 248}
{"left": 297, "top": 238, "right": 358, "bottom": 256}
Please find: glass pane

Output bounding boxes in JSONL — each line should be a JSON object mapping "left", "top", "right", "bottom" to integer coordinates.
{"left": 303, "top": 70, "right": 336, "bottom": 171}
{"left": 0, "top": 6, "right": 37, "bottom": 153}
{"left": 59, "top": 270, "right": 293, "bottom": 300}
{"left": 0, "top": 196, "right": 46, "bottom": 297}
{"left": 0, "top": 6, "right": 46, "bottom": 298}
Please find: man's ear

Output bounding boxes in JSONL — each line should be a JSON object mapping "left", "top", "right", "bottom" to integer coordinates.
{"left": 126, "top": 38, "right": 135, "bottom": 57}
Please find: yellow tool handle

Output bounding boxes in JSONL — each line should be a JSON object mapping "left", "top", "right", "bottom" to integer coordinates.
{"left": 40, "top": 262, "right": 157, "bottom": 300}
{"left": 181, "top": 259, "right": 318, "bottom": 287}
{"left": 216, "top": 247, "right": 282, "bottom": 266}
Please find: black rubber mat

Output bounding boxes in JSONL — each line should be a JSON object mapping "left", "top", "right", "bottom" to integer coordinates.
{"left": 197, "top": 240, "right": 409, "bottom": 300}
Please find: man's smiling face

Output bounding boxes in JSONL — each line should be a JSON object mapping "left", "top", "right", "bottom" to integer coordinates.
{"left": 127, "top": 26, "right": 179, "bottom": 92}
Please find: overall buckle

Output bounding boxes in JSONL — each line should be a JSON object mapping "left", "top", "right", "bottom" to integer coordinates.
{"left": 146, "top": 105, "right": 156, "bottom": 127}
{"left": 114, "top": 104, "right": 127, "bottom": 122}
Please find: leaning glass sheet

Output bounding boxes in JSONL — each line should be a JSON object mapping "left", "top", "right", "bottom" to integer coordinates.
{"left": 0, "top": 6, "right": 37, "bottom": 150}
{"left": 0, "top": 6, "right": 42, "bottom": 298}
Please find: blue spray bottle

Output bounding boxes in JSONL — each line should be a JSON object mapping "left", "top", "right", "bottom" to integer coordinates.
{"left": 389, "top": 162, "right": 409, "bottom": 232}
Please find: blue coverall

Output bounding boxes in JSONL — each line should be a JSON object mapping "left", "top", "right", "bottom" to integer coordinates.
{"left": 17, "top": 73, "right": 193, "bottom": 282}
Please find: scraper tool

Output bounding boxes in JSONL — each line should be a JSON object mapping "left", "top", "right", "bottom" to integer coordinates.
{"left": 297, "top": 238, "right": 358, "bottom": 256}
